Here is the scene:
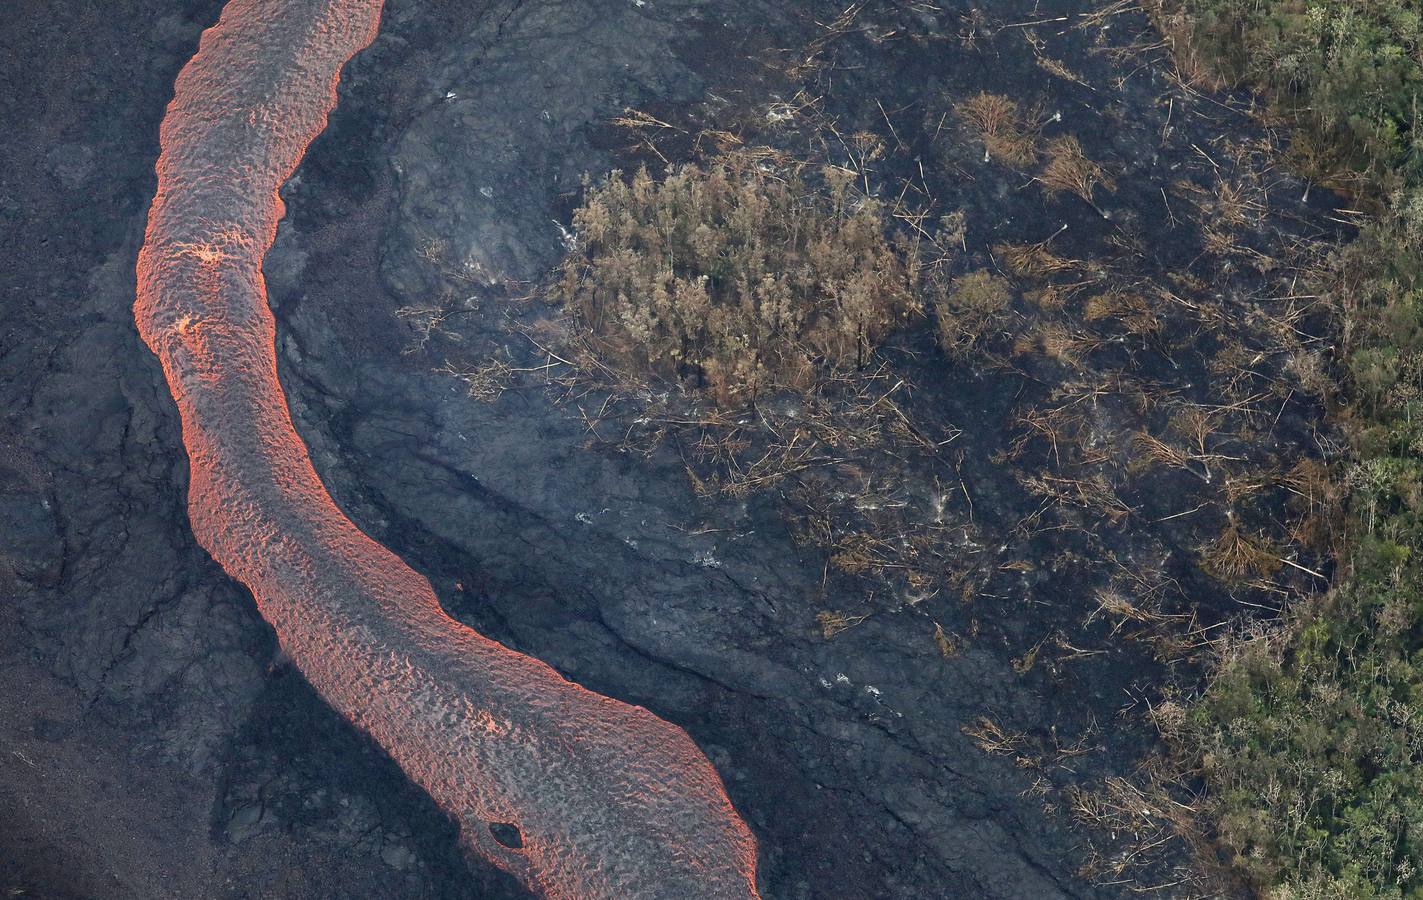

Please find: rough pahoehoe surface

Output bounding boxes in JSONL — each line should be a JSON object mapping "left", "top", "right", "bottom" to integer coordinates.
{"left": 133, "top": 0, "right": 760, "bottom": 896}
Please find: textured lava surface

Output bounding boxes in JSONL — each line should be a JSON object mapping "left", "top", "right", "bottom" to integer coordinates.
{"left": 133, "top": 1, "right": 760, "bottom": 896}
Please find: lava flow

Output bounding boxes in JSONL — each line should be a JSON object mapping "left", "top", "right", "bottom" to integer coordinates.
{"left": 134, "top": 1, "right": 760, "bottom": 896}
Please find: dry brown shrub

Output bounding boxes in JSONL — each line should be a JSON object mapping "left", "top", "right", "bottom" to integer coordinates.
{"left": 817, "top": 610, "right": 870, "bottom": 639}
{"left": 1130, "top": 431, "right": 1194, "bottom": 473}
{"left": 996, "top": 241, "right": 1078, "bottom": 278}
{"left": 1083, "top": 290, "right": 1161, "bottom": 334}
{"left": 962, "top": 717, "right": 1029, "bottom": 757}
{"left": 559, "top": 153, "right": 917, "bottom": 403}
{"left": 1282, "top": 458, "right": 1334, "bottom": 508}
{"left": 1141, "top": 0, "right": 1227, "bottom": 90}
{"left": 1013, "top": 323, "right": 1102, "bottom": 369}
{"left": 1202, "top": 520, "right": 1282, "bottom": 581}
{"left": 933, "top": 269, "right": 1013, "bottom": 358}
{"left": 1039, "top": 135, "right": 1112, "bottom": 202}
{"left": 960, "top": 93, "right": 1040, "bottom": 167}
{"left": 933, "top": 622, "right": 961, "bottom": 658}
{"left": 1024, "top": 284, "right": 1071, "bottom": 311}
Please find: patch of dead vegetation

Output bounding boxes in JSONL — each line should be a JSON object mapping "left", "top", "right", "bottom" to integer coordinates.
{"left": 959, "top": 92, "right": 1041, "bottom": 167}
{"left": 1039, "top": 135, "right": 1113, "bottom": 205}
{"left": 557, "top": 154, "right": 917, "bottom": 404}
{"left": 931, "top": 269, "right": 1013, "bottom": 358}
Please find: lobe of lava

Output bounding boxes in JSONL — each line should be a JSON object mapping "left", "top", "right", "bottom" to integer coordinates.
{"left": 133, "top": 1, "right": 760, "bottom": 896}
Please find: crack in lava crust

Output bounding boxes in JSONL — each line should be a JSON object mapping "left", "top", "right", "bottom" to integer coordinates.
{"left": 134, "top": 1, "right": 760, "bottom": 896}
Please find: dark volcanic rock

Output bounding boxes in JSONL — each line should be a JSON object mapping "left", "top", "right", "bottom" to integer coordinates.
{"left": 383, "top": 0, "right": 707, "bottom": 292}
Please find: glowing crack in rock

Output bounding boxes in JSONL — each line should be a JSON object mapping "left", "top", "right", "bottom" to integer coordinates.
{"left": 134, "top": 1, "right": 760, "bottom": 896}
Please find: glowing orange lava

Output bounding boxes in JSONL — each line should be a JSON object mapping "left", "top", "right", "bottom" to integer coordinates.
{"left": 134, "top": 2, "right": 760, "bottom": 896}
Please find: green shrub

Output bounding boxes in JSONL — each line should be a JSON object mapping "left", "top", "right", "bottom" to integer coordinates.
{"left": 557, "top": 154, "right": 917, "bottom": 402}
{"left": 1162, "top": 2, "right": 1423, "bottom": 896}
{"left": 1174, "top": 0, "right": 1423, "bottom": 187}
{"left": 1192, "top": 582, "right": 1423, "bottom": 898}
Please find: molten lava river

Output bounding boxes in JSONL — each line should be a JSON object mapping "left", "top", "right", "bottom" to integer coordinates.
{"left": 134, "top": 1, "right": 760, "bottom": 896}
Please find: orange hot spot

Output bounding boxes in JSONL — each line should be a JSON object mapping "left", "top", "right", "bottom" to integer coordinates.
{"left": 174, "top": 242, "right": 230, "bottom": 264}
{"left": 135, "top": 0, "right": 760, "bottom": 897}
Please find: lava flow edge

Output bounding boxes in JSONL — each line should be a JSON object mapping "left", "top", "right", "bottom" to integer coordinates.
{"left": 133, "top": 1, "right": 761, "bottom": 896}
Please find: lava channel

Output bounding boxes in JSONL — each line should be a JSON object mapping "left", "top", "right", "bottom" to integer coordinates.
{"left": 134, "top": 1, "right": 760, "bottom": 896}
